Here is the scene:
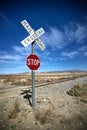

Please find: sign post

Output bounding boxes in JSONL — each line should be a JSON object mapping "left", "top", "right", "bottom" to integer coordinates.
{"left": 21, "top": 20, "right": 45, "bottom": 108}
{"left": 32, "top": 42, "right": 35, "bottom": 107}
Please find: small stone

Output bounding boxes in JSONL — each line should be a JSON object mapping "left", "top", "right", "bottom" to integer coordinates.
{"left": 0, "top": 119, "right": 3, "bottom": 122}
{"left": 43, "top": 99, "right": 46, "bottom": 102}
{"left": 47, "top": 128, "right": 50, "bottom": 130}
{"left": 63, "top": 125, "right": 66, "bottom": 128}
{"left": 26, "top": 127, "right": 30, "bottom": 130}
{"left": 11, "top": 125, "right": 16, "bottom": 129}
{"left": 47, "top": 97, "right": 51, "bottom": 100}
{"left": 80, "top": 122, "right": 83, "bottom": 126}
{"left": 35, "top": 121, "right": 38, "bottom": 125}
{"left": 37, "top": 100, "right": 41, "bottom": 103}
{"left": 30, "top": 111, "right": 32, "bottom": 114}
{"left": 3, "top": 124, "right": 6, "bottom": 127}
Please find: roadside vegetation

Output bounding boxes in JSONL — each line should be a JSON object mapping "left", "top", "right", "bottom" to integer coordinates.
{"left": 8, "top": 99, "right": 20, "bottom": 119}
{"left": 35, "top": 109, "right": 52, "bottom": 124}
{"left": 0, "top": 71, "right": 87, "bottom": 86}
{"left": 67, "top": 83, "right": 87, "bottom": 99}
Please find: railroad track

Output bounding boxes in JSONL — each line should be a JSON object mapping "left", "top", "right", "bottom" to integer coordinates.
{"left": 0, "top": 75, "right": 87, "bottom": 100}
{"left": 35, "top": 75, "right": 87, "bottom": 88}
{"left": 0, "top": 75, "right": 87, "bottom": 93}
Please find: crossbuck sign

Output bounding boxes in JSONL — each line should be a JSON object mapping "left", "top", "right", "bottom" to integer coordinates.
{"left": 21, "top": 20, "right": 45, "bottom": 107}
{"left": 21, "top": 20, "right": 45, "bottom": 50}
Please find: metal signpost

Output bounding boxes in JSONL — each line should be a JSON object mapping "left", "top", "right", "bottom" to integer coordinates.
{"left": 21, "top": 20, "right": 45, "bottom": 107}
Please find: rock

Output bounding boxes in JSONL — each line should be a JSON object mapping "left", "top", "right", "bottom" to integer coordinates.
{"left": 3, "top": 124, "right": 6, "bottom": 127}
{"left": 80, "top": 122, "right": 83, "bottom": 126}
{"left": 11, "top": 125, "right": 16, "bottom": 129}
{"left": 47, "top": 128, "right": 50, "bottom": 130}
{"left": 46, "top": 97, "right": 51, "bottom": 100}
{"left": 43, "top": 99, "right": 46, "bottom": 102}
{"left": 36, "top": 100, "right": 41, "bottom": 103}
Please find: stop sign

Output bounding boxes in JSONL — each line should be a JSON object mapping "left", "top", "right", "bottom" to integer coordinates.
{"left": 26, "top": 54, "right": 40, "bottom": 70}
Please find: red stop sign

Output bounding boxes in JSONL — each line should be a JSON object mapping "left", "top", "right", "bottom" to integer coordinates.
{"left": 26, "top": 54, "right": 40, "bottom": 70}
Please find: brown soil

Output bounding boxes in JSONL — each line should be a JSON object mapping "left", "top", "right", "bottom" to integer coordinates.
{"left": 0, "top": 72, "right": 87, "bottom": 130}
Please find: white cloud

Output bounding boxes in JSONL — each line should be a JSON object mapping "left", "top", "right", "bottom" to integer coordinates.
{"left": 13, "top": 46, "right": 31, "bottom": 56}
{"left": 64, "top": 23, "right": 87, "bottom": 44}
{"left": 41, "top": 27, "right": 66, "bottom": 49}
{"left": 57, "top": 57, "right": 65, "bottom": 61}
{"left": 41, "top": 23, "right": 87, "bottom": 52}
{"left": 84, "top": 52, "right": 87, "bottom": 56}
{"left": 75, "top": 25, "right": 87, "bottom": 43}
{"left": 78, "top": 46, "right": 87, "bottom": 51}
{"left": 0, "top": 45, "right": 32, "bottom": 65}
{"left": 0, "top": 48, "right": 24, "bottom": 65}
{"left": 61, "top": 51, "right": 79, "bottom": 58}
{"left": 0, "top": 54, "right": 22, "bottom": 60}
{"left": 0, "top": 11, "right": 17, "bottom": 30}
{"left": 0, "top": 59, "right": 13, "bottom": 64}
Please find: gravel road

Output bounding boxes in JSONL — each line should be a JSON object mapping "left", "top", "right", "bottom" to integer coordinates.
{"left": 36, "top": 76, "right": 87, "bottom": 96}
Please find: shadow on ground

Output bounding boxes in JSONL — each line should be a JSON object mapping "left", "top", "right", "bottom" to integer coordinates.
{"left": 20, "top": 89, "right": 32, "bottom": 106}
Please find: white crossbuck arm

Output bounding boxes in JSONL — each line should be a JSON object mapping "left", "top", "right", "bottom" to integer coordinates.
{"left": 21, "top": 20, "right": 45, "bottom": 50}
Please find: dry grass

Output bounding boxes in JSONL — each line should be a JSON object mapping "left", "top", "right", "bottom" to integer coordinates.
{"left": 35, "top": 109, "right": 52, "bottom": 124}
{"left": 67, "top": 83, "right": 87, "bottom": 98}
{"left": 8, "top": 99, "right": 20, "bottom": 119}
{"left": 0, "top": 74, "right": 31, "bottom": 86}
{"left": 34, "top": 102, "right": 54, "bottom": 125}
{"left": 0, "top": 71, "right": 87, "bottom": 86}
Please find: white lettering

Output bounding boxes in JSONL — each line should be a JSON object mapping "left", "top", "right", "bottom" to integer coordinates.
{"left": 31, "top": 59, "right": 33, "bottom": 65}
{"left": 36, "top": 60, "right": 40, "bottom": 65}
{"left": 27, "top": 59, "right": 31, "bottom": 65}
{"left": 34, "top": 60, "right": 37, "bottom": 65}
{"left": 27, "top": 59, "right": 40, "bottom": 66}
{"left": 27, "top": 38, "right": 31, "bottom": 42}
{"left": 24, "top": 40, "right": 28, "bottom": 44}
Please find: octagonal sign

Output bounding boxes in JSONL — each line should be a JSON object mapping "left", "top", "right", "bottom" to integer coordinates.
{"left": 26, "top": 54, "right": 40, "bottom": 70}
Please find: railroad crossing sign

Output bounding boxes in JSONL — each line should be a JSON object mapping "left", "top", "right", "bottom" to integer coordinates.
{"left": 20, "top": 19, "right": 46, "bottom": 108}
{"left": 21, "top": 20, "right": 45, "bottom": 50}
{"left": 26, "top": 54, "right": 40, "bottom": 70}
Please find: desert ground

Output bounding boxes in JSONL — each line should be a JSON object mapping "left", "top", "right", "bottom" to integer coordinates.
{"left": 0, "top": 71, "right": 87, "bottom": 130}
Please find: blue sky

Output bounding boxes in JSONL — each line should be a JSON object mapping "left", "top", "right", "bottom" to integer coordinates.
{"left": 0, "top": 0, "right": 87, "bottom": 74}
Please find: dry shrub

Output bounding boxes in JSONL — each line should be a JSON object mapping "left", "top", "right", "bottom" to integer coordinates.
{"left": 8, "top": 99, "right": 20, "bottom": 119}
{"left": 35, "top": 109, "right": 52, "bottom": 124}
{"left": 67, "top": 83, "right": 87, "bottom": 98}
{"left": 1, "top": 74, "right": 31, "bottom": 86}
{"left": 11, "top": 79, "right": 31, "bottom": 86}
